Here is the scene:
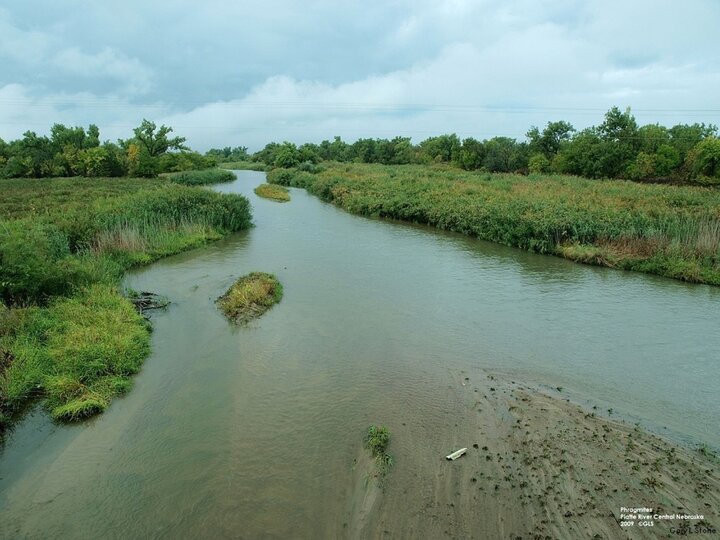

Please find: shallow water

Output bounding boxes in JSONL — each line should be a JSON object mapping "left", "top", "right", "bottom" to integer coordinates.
{"left": 1, "top": 170, "right": 718, "bottom": 538}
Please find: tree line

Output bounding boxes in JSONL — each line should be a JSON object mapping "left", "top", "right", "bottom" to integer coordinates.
{"left": 0, "top": 120, "right": 215, "bottom": 179}
{"left": 213, "top": 107, "right": 719, "bottom": 185}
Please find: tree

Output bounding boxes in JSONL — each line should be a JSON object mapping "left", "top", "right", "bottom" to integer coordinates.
{"left": 419, "top": 134, "right": 461, "bottom": 163}
{"left": 669, "top": 123, "right": 718, "bottom": 161}
{"left": 599, "top": 106, "right": 638, "bottom": 143}
{"left": 298, "top": 143, "right": 321, "bottom": 164}
{"left": 132, "top": 119, "right": 188, "bottom": 157}
{"left": 273, "top": 142, "right": 301, "bottom": 168}
{"left": 126, "top": 143, "right": 157, "bottom": 177}
{"left": 4, "top": 131, "right": 54, "bottom": 177}
{"left": 691, "top": 137, "right": 720, "bottom": 179}
{"left": 455, "top": 138, "right": 484, "bottom": 170}
{"left": 527, "top": 121, "right": 575, "bottom": 157}
{"left": 636, "top": 124, "right": 669, "bottom": 154}
{"left": 528, "top": 153, "right": 551, "bottom": 174}
{"left": 315, "top": 136, "right": 350, "bottom": 161}
{"left": 483, "top": 137, "right": 524, "bottom": 172}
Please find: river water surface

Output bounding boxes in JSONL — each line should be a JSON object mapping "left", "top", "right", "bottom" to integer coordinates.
{"left": 1, "top": 171, "right": 718, "bottom": 538}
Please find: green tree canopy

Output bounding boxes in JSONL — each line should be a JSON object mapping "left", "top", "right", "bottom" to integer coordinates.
{"left": 131, "top": 119, "right": 188, "bottom": 157}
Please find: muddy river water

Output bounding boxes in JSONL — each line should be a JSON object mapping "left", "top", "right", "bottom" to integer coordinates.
{"left": 1, "top": 170, "right": 718, "bottom": 538}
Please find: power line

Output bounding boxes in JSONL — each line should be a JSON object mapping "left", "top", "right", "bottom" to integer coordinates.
{"left": 0, "top": 97, "right": 718, "bottom": 115}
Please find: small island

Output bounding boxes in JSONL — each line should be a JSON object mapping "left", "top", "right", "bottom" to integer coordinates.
{"left": 217, "top": 272, "right": 283, "bottom": 324}
{"left": 254, "top": 183, "right": 290, "bottom": 202}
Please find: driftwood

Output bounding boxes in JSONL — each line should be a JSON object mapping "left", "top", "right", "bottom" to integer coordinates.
{"left": 129, "top": 291, "right": 170, "bottom": 315}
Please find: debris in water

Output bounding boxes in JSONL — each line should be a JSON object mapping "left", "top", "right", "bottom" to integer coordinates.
{"left": 128, "top": 291, "right": 170, "bottom": 315}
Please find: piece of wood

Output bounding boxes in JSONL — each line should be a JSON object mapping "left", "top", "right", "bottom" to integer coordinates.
{"left": 446, "top": 448, "right": 467, "bottom": 460}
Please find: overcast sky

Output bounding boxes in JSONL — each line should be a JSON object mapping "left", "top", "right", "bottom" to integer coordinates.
{"left": 1, "top": 0, "right": 719, "bottom": 151}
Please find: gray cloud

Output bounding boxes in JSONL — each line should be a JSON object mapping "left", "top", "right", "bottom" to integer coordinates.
{"left": 0, "top": 0, "right": 718, "bottom": 150}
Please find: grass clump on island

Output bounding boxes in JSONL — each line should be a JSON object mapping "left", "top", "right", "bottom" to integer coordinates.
{"left": 254, "top": 183, "right": 290, "bottom": 202}
{"left": 365, "top": 425, "right": 393, "bottom": 479}
{"left": 0, "top": 176, "right": 252, "bottom": 430}
{"left": 269, "top": 163, "right": 720, "bottom": 286}
{"left": 167, "top": 168, "right": 236, "bottom": 185}
{"left": 217, "top": 272, "right": 283, "bottom": 324}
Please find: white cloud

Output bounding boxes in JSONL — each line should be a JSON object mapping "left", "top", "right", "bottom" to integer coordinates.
{"left": 0, "top": 9, "right": 53, "bottom": 65}
{"left": 0, "top": 84, "right": 165, "bottom": 142}
{"left": 0, "top": 0, "right": 718, "bottom": 149}
{"left": 53, "top": 47, "right": 154, "bottom": 94}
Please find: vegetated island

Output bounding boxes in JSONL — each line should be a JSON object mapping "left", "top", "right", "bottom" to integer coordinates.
{"left": 0, "top": 121, "right": 252, "bottom": 430}
{"left": 254, "top": 183, "right": 291, "bottom": 202}
{"left": 217, "top": 272, "right": 283, "bottom": 324}
{"left": 268, "top": 163, "right": 720, "bottom": 286}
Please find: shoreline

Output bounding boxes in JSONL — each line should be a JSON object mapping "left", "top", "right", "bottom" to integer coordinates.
{"left": 267, "top": 163, "right": 720, "bottom": 287}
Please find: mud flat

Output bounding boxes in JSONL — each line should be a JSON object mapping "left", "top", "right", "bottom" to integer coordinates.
{"left": 339, "top": 371, "right": 719, "bottom": 539}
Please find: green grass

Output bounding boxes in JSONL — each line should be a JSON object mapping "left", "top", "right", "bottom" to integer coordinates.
{"left": 0, "top": 180, "right": 252, "bottom": 304}
{"left": 1, "top": 285, "right": 150, "bottom": 422}
{"left": 217, "top": 272, "right": 283, "bottom": 324}
{"left": 219, "top": 161, "right": 268, "bottom": 172}
{"left": 0, "top": 176, "right": 252, "bottom": 429}
{"left": 166, "top": 168, "right": 236, "bottom": 185}
{"left": 268, "top": 163, "right": 720, "bottom": 285}
{"left": 365, "top": 425, "right": 393, "bottom": 479}
{"left": 254, "top": 183, "right": 290, "bottom": 202}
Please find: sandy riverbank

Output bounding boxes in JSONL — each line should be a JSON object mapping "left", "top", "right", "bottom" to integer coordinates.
{"left": 338, "top": 371, "right": 719, "bottom": 539}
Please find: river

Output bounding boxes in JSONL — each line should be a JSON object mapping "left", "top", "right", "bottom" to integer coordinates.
{"left": 1, "top": 170, "right": 718, "bottom": 538}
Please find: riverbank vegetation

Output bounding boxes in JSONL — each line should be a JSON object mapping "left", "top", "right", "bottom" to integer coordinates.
{"left": 0, "top": 175, "right": 252, "bottom": 430}
{"left": 167, "top": 168, "right": 235, "bottom": 185}
{"left": 219, "top": 161, "right": 268, "bottom": 172}
{"left": 213, "top": 107, "right": 720, "bottom": 186}
{"left": 269, "top": 163, "right": 720, "bottom": 285}
{"left": 217, "top": 272, "right": 283, "bottom": 324}
{"left": 254, "top": 183, "right": 290, "bottom": 202}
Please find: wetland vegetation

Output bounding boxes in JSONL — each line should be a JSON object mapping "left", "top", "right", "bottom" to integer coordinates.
{"left": 217, "top": 272, "right": 283, "bottom": 324}
{"left": 166, "top": 168, "right": 236, "bottom": 186}
{"left": 0, "top": 143, "right": 252, "bottom": 429}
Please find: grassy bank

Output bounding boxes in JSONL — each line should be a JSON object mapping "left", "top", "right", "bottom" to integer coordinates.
{"left": 0, "top": 176, "right": 252, "bottom": 428}
{"left": 217, "top": 272, "right": 283, "bottom": 324}
{"left": 219, "top": 161, "right": 268, "bottom": 172}
{"left": 254, "top": 183, "right": 290, "bottom": 202}
{"left": 269, "top": 163, "right": 720, "bottom": 285}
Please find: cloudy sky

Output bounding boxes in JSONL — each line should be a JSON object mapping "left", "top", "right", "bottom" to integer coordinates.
{"left": 1, "top": 0, "right": 719, "bottom": 151}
